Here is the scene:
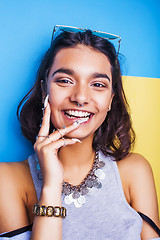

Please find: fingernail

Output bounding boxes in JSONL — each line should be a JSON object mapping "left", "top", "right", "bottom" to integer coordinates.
{"left": 73, "top": 120, "right": 80, "bottom": 125}
{"left": 44, "top": 94, "right": 49, "bottom": 108}
{"left": 73, "top": 119, "right": 88, "bottom": 125}
{"left": 71, "top": 138, "right": 82, "bottom": 143}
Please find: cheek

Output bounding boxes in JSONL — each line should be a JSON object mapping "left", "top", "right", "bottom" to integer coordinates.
{"left": 95, "top": 95, "right": 112, "bottom": 124}
{"left": 48, "top": 89, "right": 65, "bottom": 128}
{"left": 48, "top": 93, "right": 59, "bottom": 120}
{"left": 96, "top": 94, "right": 112, "bottom": 112}
{"left": 49, "top": 97, "right": 59, "bottom": 108}
{"left": 49, "top": 103, "right": 60, "bottom": 129}
{"left": 99, "top": 105, "right": 109, "bottom": 122}
{"left": 48, "top": 87, "right": 61, "bottom": 107}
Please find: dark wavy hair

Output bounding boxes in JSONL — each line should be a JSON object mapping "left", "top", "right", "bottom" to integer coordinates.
{"left": 17, "top": 29, "right": 135, "bottom": 160}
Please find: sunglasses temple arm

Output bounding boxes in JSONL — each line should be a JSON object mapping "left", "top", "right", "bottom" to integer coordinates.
{"left": 117, "top": 38, "right": 121, "bottom": 55}
{"left": 51, "top": 26, "right": 57, "bottom": 43}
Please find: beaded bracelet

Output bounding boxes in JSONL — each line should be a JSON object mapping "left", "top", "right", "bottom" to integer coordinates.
{"left": 33, "top": 204, "right": 66, "bottom": 218}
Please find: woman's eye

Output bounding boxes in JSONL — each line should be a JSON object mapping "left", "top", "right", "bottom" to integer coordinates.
{"left": 92, "top": 82, "right": 107, "bottom": 88}
{"left": 55, "top": 79, "right": 73, "bottom": 84}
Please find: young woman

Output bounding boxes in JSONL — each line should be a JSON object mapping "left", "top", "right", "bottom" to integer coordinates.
{"left": 0, "top": 26, "right": 159, "bottom": 240}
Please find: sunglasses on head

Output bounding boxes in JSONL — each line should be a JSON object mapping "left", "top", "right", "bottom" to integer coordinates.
{"left": 51, "top": 25, "right": 121, "bottom": 54}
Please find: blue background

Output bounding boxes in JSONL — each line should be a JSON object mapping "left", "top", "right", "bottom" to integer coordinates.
{"left": 0, "top": 0, "right": 160, "bottom": 162}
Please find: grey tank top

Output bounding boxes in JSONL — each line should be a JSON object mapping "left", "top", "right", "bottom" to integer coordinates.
{"left": 28, "top": 151, "right": 143, "bottom": 240}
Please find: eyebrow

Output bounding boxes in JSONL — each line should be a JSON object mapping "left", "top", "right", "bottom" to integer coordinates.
{"left": 92, "top": 73, "right": 110, "bottom": 82}
{"left": 52, "top": 68, "right": 74, "bottom": 77}
{"left": 52, "top": 68, "right": 110, "bottom": 82}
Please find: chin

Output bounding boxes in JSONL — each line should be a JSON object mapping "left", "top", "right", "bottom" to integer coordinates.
{"left": 66, "top": 129, "right": 94, "bottom": 141}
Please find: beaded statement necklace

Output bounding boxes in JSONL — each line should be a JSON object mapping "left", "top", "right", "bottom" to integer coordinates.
{"left": 35, "top": 151, "right": 106, "bottom": 208}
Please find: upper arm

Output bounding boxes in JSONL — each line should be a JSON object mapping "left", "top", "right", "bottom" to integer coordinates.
{"left": 128, "top": 154, "right": 160, "bottom": 239}
{"left": 0, "top": 162, "right": 31, "bottom": 234}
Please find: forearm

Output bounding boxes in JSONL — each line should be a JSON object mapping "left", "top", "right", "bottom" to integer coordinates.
{"left": 30, "top": 184, "right": 63, "bottom": 240}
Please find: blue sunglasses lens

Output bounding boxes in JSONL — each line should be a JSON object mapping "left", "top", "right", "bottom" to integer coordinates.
{"left": 92, "top": 31, "right": 119, "bottom": 40}
{"left": 58, "top": 27, "right": 118, "bottom": 40}
{"left": 59, "top": 27, "right": 84, "bottom": 33}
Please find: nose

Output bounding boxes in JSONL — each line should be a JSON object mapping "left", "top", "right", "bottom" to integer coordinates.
{"left": 70, "top": 83, "right": 90, "bottom": 106}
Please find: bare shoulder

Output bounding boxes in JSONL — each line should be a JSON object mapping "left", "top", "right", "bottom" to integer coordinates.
{"left": 117, "top": 153, "right": 157, "bottom": 204}
{"left": 0, "top": 159, "right": 30, "bottom": 176}
{"left": 117, "top": 153, "right": 152, "bottom": 192}
{"left": 117, "top": 153, "right": 151, "bottom": 204}
{"left": 0, "top": 160, "right": 30, "bottom": 191}
{"left": 117, "top": 152, "right": 151, "bottom": 172}
{"left": 0, "top": 160, "right": 36, "bottom": 233}
{"left": 118, "top": 153, "right": 160, "bottom": 238}
{"left": 0, "top": 160, "right": 31, "bottom": 195}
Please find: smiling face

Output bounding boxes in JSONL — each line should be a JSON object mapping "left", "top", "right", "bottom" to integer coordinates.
{"left": 47, "top": 45, "right": 114, "bottom": 140}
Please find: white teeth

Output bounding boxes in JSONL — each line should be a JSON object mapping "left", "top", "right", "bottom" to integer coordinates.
{"left": 65, "top": 110, "right": 90, "bottom": 117}
{"left": 68, "top": 115, "right": 75, "bottom": 119}
{"left": 75, "top": 111, "right": 79, "bottom": 116}
{"left": 67, "top": 115, "right": 89, "bottom": 121}
{"left": 65, "top": 110, "right": 91, "bottom": 118}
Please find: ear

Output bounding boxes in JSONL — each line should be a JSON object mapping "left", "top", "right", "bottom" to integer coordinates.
{"left": 41, "top": 69, "right": 50, "bottom": 98}
{"left": 41, "top": 80, "right": 47, "bottom": 103}
{"left": 108, "top": 93, "right": 114, "bottom": 111}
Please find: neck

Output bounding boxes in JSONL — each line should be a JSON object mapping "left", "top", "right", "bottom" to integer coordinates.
{"left": 58, "top": 135, "right": 95, "bottom": 185}
{"left": 59, "top": 135, "right": 95, "bottom": 167}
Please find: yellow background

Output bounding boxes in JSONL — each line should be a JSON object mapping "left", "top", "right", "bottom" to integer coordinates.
{"left": 123, "top": 76, "right": 160, "bottom": 213}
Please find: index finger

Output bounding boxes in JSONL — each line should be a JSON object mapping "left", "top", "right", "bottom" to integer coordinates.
{"left": 49, "top": 120, "right": 81, "bottom": 141}
{"left": 38, "top": 102, "right": 51, "bottom": 137}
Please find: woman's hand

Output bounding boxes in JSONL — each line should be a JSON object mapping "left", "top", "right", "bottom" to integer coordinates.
{"left": 34, "top": 102, "right": 80, "bottom": 188}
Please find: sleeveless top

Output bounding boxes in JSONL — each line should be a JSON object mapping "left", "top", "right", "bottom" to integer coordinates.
{"left": 28, "top": 151, "right": 143, "bottom": 240}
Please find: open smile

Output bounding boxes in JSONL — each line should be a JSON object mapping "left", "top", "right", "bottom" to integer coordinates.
{"left": 63, "top": 110, "right": 94, "bottom": 123}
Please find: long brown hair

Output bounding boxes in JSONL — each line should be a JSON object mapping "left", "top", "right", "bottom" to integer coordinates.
{"left": 17, "top": 30, "right": 135, "bottom": 160}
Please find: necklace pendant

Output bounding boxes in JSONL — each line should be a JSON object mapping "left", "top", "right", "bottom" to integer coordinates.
{"left": 81, "top": 187, "right": 89, "bottom": 195}
{"left": 98, "top": 161, "right": 105, "bottom": 168}
{"left": 74, "top": 199, "right": 82, "bottom": 208}
{"left": 72, "top": 191, "right": 80, "bottom": 199}
{"left": 77, "top": 195, "right": 86, "bottom": 205}
{"left": 87, "top": 187, "right": 95, "bottom": 196}
{"left": 64, "top": 195, "right": 73, "bottom": 205}
{"left": 95, "top": 169, "right": 105, "bottom": 180}
{"left": 73, "top": 195, "right": 86, "bottom": 208}
{"left": 64, "top": 193, "right": 76, "bottom": 205}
